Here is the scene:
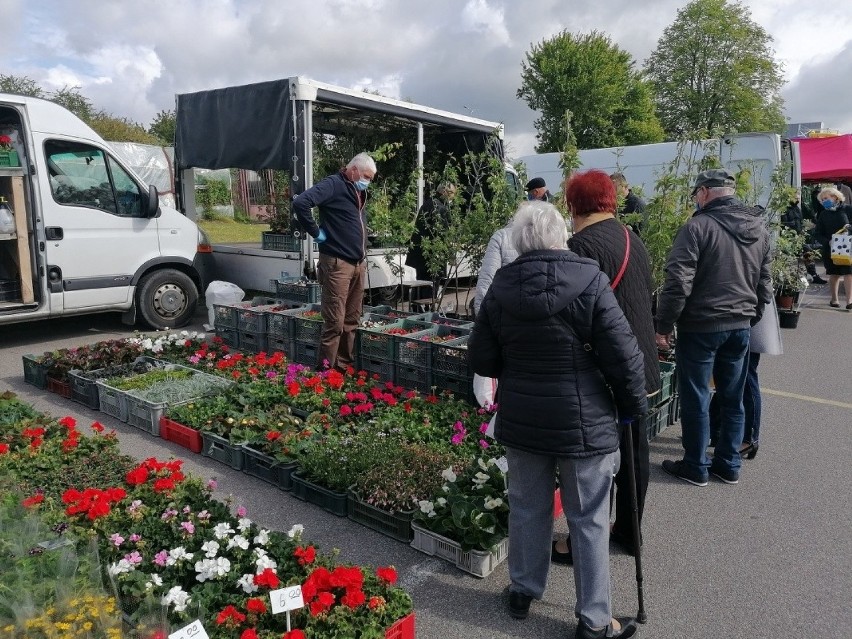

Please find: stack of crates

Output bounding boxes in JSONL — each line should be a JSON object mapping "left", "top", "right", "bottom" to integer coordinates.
{"left": 212, "top": 301, "right": 262, "bottom": 349}
{"left": 273, "top": 276, "right": 321, "bottom": 306}
{"left": 394, "top": 324, "right": 470, "bottom": 394}
{"left": 357, "top": 318, "right": 432, "bottom": 384}
{"left": 266, "top": 304, "right": 308, "bottom": 356}
{"left": 236, "top": 301, "right": 304, "bottom": 354}
{"left": 290, "top": 304, "right": 324, "bottom": 366}
{"left": 647, "top": 359, "right": 678, "bottom": 440}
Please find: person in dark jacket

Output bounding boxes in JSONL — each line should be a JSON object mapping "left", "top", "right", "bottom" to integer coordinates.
{"left": 293, "top": 152, "right": 375, "bottom": 370}
{"left": 524, "top": 176, "right": 553, "bottom": 202}
{"left": 469, "top": 201, "right": 647, "bottom": 639}
{"left": 549, "top": 170, "right": 661, "bottom": 564}
{"left": 782, "top": 191, "right": 826, "bottom": 284}
{"left": 405, "top": 183, "right": 456, "bottom": 288}
{"left": 610, "top": 172, "right": 646, "bottom": 235}
{"left": 812, "top": 186, "right": 852, "bottom": 308}
{"left": 657, "top": 169, "right": 772, "bottom": 487}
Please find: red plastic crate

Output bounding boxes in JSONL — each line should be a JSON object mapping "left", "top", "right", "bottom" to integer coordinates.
{"left": 385, "top": 612, "right": 415, "bottom": 639}
{"left": 47, "top": 377, "right": 72, "bottom": 398}
{"left": 159, "top": 417, "right": 203, "bottom": 454}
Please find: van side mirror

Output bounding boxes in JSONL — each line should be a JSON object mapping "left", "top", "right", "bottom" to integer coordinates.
{"left": 146, "top": 184, "right": 160, "bottom": 218}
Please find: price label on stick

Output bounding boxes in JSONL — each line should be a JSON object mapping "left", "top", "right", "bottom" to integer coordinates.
{"left": 169, "top": 620, "right": 209, "bottom": 639}
{"left": 271, "top": 585, "right": 305, "bottom": 614}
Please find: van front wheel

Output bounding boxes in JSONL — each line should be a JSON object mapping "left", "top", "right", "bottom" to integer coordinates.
{"left": 136, "top": 269, "right": 198, "bottom": 330}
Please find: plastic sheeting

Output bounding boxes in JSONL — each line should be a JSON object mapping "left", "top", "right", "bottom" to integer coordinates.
{"left": 108, "top": 142, "right": 177, "bottom": 208}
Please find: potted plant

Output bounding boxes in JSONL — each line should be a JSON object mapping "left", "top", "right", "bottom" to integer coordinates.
{"left": 259, "top": 171, "right": 302, "bottom": 251}
{"left": 771, "top": 226, "right": 809, "bottom": 314}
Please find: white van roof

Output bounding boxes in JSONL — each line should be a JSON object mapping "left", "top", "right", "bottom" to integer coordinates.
{"left": 0, "top": 92, "right": 103, "bottom": 141}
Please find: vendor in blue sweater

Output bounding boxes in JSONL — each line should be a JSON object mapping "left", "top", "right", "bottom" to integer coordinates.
{"left": 293, "top": 153, "right": 376, "bottom": 371}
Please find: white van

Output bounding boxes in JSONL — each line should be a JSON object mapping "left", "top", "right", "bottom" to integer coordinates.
{"left": 0, "top": 94, "right": 211, "bottom": 329}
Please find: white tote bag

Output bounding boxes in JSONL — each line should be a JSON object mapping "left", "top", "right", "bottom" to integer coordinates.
{"left": 830, "top": 227, "right": 852, "bottom": 266}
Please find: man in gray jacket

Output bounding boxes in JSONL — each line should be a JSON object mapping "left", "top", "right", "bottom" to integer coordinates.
{"left": 656, "top": 169, "right": 772, "bottom": 486}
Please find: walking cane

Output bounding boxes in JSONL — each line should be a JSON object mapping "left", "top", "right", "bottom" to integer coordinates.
{"left": 623, "top": 417, "right": 647, "bottom": 623}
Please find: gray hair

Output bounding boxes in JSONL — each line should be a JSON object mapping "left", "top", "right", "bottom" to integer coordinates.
{"left": 818, "top": 186, "right": 845, "bottom": 203}
{"left": 510, "top": 201, "right": 569, "bottom": 255}
{"left": 347, "top": 152, "right": 377, "bottom": 173}
{"left": 706, "top": 186, "right": 736, "bottom": 198}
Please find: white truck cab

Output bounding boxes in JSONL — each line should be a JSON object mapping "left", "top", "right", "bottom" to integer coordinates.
{"left": 0, "top": 93, "right": 210, "bottom": 329}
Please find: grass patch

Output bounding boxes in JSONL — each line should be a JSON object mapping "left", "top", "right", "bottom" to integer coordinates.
{"left": 198, "top": 218, "right": 269, "bottom": 244}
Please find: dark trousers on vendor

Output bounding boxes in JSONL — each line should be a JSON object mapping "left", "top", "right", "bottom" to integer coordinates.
{"left": 317, "top": 253, "right": 365, "bottom": 370}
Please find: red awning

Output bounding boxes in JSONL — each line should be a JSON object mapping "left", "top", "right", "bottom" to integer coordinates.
{"left": 794, "top": 134, "right": 852, "bottom": 182}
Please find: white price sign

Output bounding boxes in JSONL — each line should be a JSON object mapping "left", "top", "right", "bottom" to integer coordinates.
{"left": 271, "top": 585, "right": 305, "bottom": 614}
{"left": 494, "top": 456, "right": 509, "bottom": 473}
{"left": 169, "top": 620, "right": 209, "bottom": 639}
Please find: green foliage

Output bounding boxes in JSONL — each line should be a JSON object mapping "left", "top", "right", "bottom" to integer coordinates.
{"left": 88, "top": 113, "right": 161, "bottom": 144}
{"left": 518, "top": 30, "right": 665, "bottom": 151}
{"left": 48, "top": 85, "right": 95, "bottom": 122}
{"left": 256, "top": 170, "right": 293, "bottom": 233}
{"left": 196, "top": 177, "right": 232, "bottom": 220}
{"left": 645, "top": 0, "right": 786, "bottom": 137}
{"left": 766, "top": 162, "right": 809, "bottom": 294}
{"left": 148, "top": 109, "right": 176, "bottom": 145}
{"left": 0, "top": 74, "right": 44, "bottom": 97}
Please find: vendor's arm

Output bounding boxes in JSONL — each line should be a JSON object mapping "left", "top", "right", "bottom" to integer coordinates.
{"left": 292, "top": 176, "right": 335, "bottom": 238}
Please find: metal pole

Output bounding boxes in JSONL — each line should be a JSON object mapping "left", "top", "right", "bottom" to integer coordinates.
{"left": 623, "top": 418, "right": 647, "bottom": 623}
{"left": 416, "top": 122, "right": 424, "bottom": 210}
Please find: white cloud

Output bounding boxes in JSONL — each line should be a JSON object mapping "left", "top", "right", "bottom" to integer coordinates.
{"left": 461, "top": 0, "right": 511, "bottom": 47}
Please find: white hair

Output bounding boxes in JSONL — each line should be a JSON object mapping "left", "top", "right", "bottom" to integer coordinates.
{"left": 510, "top": 201, "right": 568, "bottom": 255}
{"left": 347, "top": 153, "right": 377, "bottom": 173}
{"left": 818, "top": 186, "right": 845, "bottom": 203}
{"left": 706, "top": 186, "right": 736, "bottom": 198}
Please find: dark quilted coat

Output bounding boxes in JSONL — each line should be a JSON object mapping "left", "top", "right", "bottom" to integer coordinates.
{"left": 568, "top": 218, "right": 661, "bottom": 395}
{"left": 469, "top": 249, "right": 648, "bottom": 458}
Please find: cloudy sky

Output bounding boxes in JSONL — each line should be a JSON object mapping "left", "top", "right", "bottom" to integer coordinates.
{"left": 3, "top": 0, "right": 851, "bottom": 158}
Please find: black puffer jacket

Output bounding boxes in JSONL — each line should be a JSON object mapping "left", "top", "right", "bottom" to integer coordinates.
{"left": 469, "top": 249, "right": 648, "bottom": 458}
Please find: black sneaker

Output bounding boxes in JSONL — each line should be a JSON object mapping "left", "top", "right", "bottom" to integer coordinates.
{"left": 811, "top": 275, "right": 827, "bottom": 284}
{"left": 662, "top": 459, "right": 708, "bottom": 487}
{"left": 508, "top": 591, "right": 533, "bottom": 619}
{"left": 576, "top": 616, "right": 638, "bottom": 638}
{"left": 710, "top": 465, "right": 740, "bottom": 484}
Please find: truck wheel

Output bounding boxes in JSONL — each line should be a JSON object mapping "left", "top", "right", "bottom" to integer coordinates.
{"left": 367, "top": 285, "right": 401, "bottom": 305}
{"left": 136, "top": 269, "right": 198, "bottom": 330}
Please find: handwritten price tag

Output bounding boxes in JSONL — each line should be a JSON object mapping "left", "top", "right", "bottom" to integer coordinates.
{"left": 169, "top": 620, "right": 209, "bottom": 639}
{"left": 494, "top": 456, "right": 509, "bottom": 473}
{"left": 270, "top": 585, "right": 305, "bottom": 614}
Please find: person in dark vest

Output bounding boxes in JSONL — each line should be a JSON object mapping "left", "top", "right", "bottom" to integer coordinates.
{"left": 524, "top": 177, "right": 553, "bottom": 202}
{"left": 548, "top": 170, "right": 660, "bottom": 564}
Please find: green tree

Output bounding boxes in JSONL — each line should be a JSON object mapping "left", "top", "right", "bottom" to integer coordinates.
{"left": 645, "top": 0, "right": 786, "bottom": 137}
{"left": 49, "top": 85, "right": 96, "bottom": 122}
{"left": 149, "top": 109, "right": 176, "bottom": 145}
{"left": 517, "top": 30, "right": 665, "bottom": 152}
{"left": 87, "top": 113, "right": 161, "bottom": 144}
{"left": 0, "top": 74, "right": 44, "bottom": 97}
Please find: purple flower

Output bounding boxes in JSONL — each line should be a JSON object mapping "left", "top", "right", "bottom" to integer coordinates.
{"left": 129, "top": 534, "right": 141, "bottom": 543}
{"left": 124, "top": 551, "right": 143, "bottom": 565}
{"left": 479, "top": 422, "right": 489, "bottom": 433}
{"left": 479, "top": 439, "right": 490, "bottom": 449}
{"left": 154, "top": 550, "right": 168, "bottom": 566}
{"left": 181, "top": 521, "right": 195, "bottom": 535}
{"left": 453, "top": 421, "right": 464, "bottom": 432}
{"left": 109, "top": 533, "right": 125, "bottom": 547}
{"left": 451, "top": 433, "right": 464, "bottom": 445}
{"left": 237, "top": 505, "right": 247, "bottom": 517}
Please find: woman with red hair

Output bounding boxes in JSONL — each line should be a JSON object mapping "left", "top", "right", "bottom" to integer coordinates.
{"left": 551, "top": 170, "right": 661, "bottom": 565}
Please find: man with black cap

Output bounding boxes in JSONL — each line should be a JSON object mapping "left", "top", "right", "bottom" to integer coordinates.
{"left": 525, "top": 177, "right": 553, "bottom": 202}
{"left": 656, "top": 168, "right": 772, "bottom": 487}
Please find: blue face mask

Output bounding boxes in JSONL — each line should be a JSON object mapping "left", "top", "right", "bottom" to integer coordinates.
{"left": 821, "top": 199, "right": 836, "bottom": 210}
{"left": 694, "top": 202, "right": 701, "bottom": 212}
{"left": 355, "top": 179, "right": 370, "bottom": 191}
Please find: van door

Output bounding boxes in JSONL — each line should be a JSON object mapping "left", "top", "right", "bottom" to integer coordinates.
{"left": 41, "top": 140, "right": 160, "bottom": 310}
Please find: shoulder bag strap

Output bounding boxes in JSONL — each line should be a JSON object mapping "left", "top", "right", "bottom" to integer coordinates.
{"left": 610, "top": 226, "right": 631, "bottom": 290}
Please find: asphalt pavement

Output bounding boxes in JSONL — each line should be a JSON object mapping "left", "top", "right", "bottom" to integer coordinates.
{"left": 1, "top": 281, "right": 850, "bottom": 639}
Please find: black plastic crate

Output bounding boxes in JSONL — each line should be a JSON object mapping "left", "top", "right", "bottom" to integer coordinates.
{"left": 432, "top": 371, "right": 476, "bottom": 404}
{"left": 68, "top": 369, "right": 101, "bottom": 410}
{"left": 292, "top": 304, "right": 324, "bottom": 343}
{"left": 267, "top": 335, "right": 293, "bottom": 357}
{"left": 236, "top": 303, "right": 279, "bottom": 333}
{"left": 261, "top": 231, "right": 303, "bottom": 252}
{"left": 267, "top": 304, "right": 308, "bottom": 341}
{"left": 432, "top": 336, "right": 471, "bottom": 377}
{"left": 22, "top": 354, "right": 49, "bottom": 389}
{"left": 646, "top": 400, "right": 670, "bottom": 441}
{"left": 359, "top": 319, "right": 433, "bottom": 362}
{"left": 408, "top": 312, "right": 474, "bottom": 328}
{"left": 395, "top": 363, "right": 432, "bottom": 394}
{"left": 362, "top": 305, "right": 415, "bottom": 319}
{"left": 292, "top": 340, "right": 319, "bottom": 366}
{"left": 395, "top": 325, "right": 470, "bottom": 368}
{"left": 274, "top": 278, "right": 321, "bottom": 304}
{"left": 357, "top": 355, "right": 395, "bottom": 383}
{"left": 215, "top": 327, "right": 240, "bottom": 349}
{"left": 239, "top": 330, "right": 268, "bottom": 354}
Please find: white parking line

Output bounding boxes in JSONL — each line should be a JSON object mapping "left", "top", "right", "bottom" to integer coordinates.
{"left": 762, "top": 388, "right": 852, "bottom": 410}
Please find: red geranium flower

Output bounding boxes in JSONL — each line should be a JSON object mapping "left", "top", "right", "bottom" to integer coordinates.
{"left": 376, "top": 566, "right": 398, "bottom": 585}
{"left": 91, "top": 421, "right": 105, "bottom": 433}
{"left": 253, "top": 568, "right": 280, "bottom": 589}
{"left": 216, "top": 605, "right": 247, "bottom": 626}
{"left": 58, "top": 416, "right": 77, "bottom": 429}
{"left": 266, "top": 431, "right": 281, "bottom": 441}
{"left": 22, "top": 494, "right": 44, "bottom": 508}
{"left": 294, "top": 545, "right": 316, "bottom": 566}
{"left": 368, "top": 595, "right": 386, "bottom": 610}
{"left": 341, "top": 589, "right": 365, "bottom": 609}
{"left": 246, "top": 598, "right": 267, "bottom": 614}
{"left": 240, "top": 630, "right": 258, "bottom": 639}
{"left": 126, "top": 466, "right": 149, "bottom": 485}
{"left": 282, "top": 630, "right": 306, "bottom": 639}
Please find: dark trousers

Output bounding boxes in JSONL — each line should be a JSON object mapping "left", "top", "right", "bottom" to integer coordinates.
{"left": 710, "top": 352, "right": 761, "bottom": 445}
{"left": 316, "top": 254, "right": 365, "bottom": 370}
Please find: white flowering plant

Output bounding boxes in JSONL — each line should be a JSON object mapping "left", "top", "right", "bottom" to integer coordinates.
{"left": 414, "top": 456, "right": 509, "bottom": 552}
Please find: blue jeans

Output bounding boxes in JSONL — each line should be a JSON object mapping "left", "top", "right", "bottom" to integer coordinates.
{"left": 709, "top": 351, "right": 762, "bottom": 446}
{"left": 677, "top": 329, "right": 750, "bottom": 476}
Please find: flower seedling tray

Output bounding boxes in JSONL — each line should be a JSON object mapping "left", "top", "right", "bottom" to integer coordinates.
{"left": 408, "top": 312, "right": 474, "bottom": 328}
{"left": 410, "top": 522, "right": 509, "bottom": 578}
{"left": 96, "top": 379, "right": 130, "bottom": 422}
{"left": 201, "top": 432, "right": 245, "bottom": 470}
{"left": 22, "top": 354, "right": 50, "bottom": 389}
{"left": 384, "top": 612, "right": 415, "bottom": 639}
{"left": 238, "top": 330, "right": 268, "bottom": 354}
{"left": 347, "top": 491, "right": 416, "bottom": 543}
{"left": 362, "top": 305, "right": 415, "bottom": 318}
{"left": 290, "top": 471, "right": 348, "bottom": 517}
{"left": 46, "top": 376, "right": 72, "bottom": 399}
{"left": 213, "top": 301, "right": 252, "bottom": 330}
{"left": 241, "top": 444, "right": 282, "bottom": 487}
{"left": 274, "top": 277, "right": 321, "bottom": 304}
{"left": 159, "top": 416, "right": 203, "bottom": 454}
{"left": 267, "top": 304, "right": 308, "bottom": 342}
{"left": 432, "top": 336, "right": 470, "bottom": 377}
{"left": 395, "top": 325, "right": 470, "bottom": 368}
{"left": 357, "top": 355, "right": 395, "bottom": 384}
{"left": 292, "top": 304, "right": 324, "bottom": 343}
{"left": 67, "top": 369, "right": 101, "bottom": 410}
{"left": 236, "top": 303, "right": 277, "bottom": 333}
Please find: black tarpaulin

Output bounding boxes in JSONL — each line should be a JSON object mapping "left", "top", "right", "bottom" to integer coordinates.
{"left": 175, "top": 79, "right": 294, "bottom": 171}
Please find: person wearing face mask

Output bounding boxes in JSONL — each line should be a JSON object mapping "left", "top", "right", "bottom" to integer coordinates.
{"left": 812, "top": 186, "right": 852, "bottom": 309}
{"left": 656, "top": 169, "right": 772, "bottom": 487}
{"left": 524, "top": 177, "right": 553, "bottom": 202}
{"left": 293, "top": 152, "right": 376, "bottom": 371}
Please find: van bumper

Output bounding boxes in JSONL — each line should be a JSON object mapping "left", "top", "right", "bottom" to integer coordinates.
{"left": 194, "top": 252, "right": 214, "bottom": 295}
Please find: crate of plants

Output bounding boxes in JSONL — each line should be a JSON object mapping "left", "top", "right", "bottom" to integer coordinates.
{"left": 214, "top": 326, "right": 240, "bottom": 350}
{"left": 408, "top": 312, "right": 474, "bottom": 328}
{"left": 21, "top": 354, "right": 51, "bottom": 389}
{"left": 266, "top": 303, "right": 309, "bottom": 343}
{"left": 645, "top": 399, "right": 670, "bottom": 441}
{"left": 235, "top": 302, "right": 282, "bottom": 333}
{"left": 238, "top": 330, "right": 268, "bottom": 354}
{"left": 241, "top": 408, "right": 308, "bottom": 490}
{"left": 411, "top": 523, "right": 509, "bottom": 578}
{"left": 431, "top": 371, "right": 476, "bottom": 405}
{"left": 358, "top": 319, "right": 433, "bottom": 362}
{"left": 69, "top": 357, "right": 169, "bottom": 411}
{"left": 362, "top": 305, "right": 416, "bottom": 319}
{"left": 292, "top": 304, "right": 325, "bottom": 344}
{"left": 658, "top": 359, "right": 676, "bottom": 404}
{"left": 395, "top": 363, "right": 432, "bottom": 395}
{"left": 267, "top": 334, "right": 293, "bottom": 357}
{"left": 358, "top": 354, "right": 395, "bottom": 384}
{"left": 274, "top": 276, "right": 321, "bottom": 304}
{"left": 201, "top": 431, "right": 246, "bottom": 471}
{"left": 432, "top": 335, "right": 471, "bottom": 378}
{"left": 160, "top": 393, "right": 235, "bottom": 454}
{"left": 395, "top": 325, "right": 470, "bottom": 369}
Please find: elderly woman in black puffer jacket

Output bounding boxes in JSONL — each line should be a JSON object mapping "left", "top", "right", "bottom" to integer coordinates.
{"left": 469, "top": 201, "right": 647, "bottom": 639}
